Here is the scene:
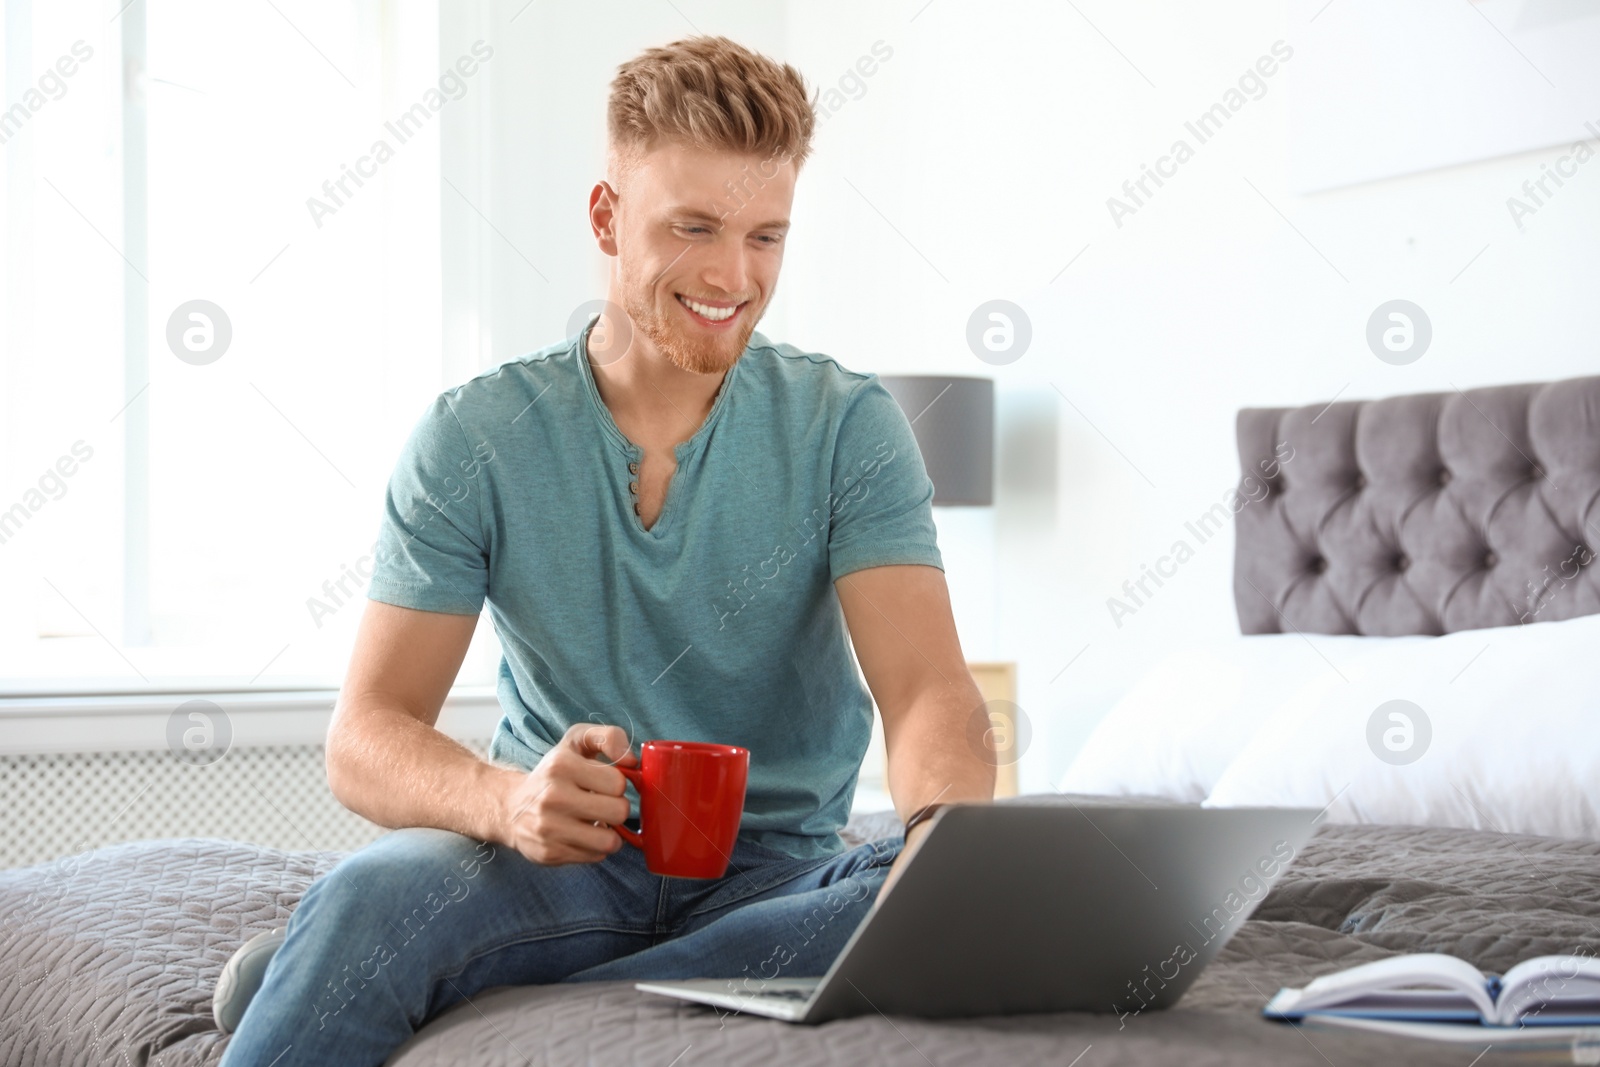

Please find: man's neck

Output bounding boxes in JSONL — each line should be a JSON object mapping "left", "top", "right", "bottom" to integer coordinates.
{"left": 587, "top": 327, "right": 726, "bottom": 449}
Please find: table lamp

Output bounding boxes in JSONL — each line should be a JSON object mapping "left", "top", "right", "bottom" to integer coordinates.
{"left": 876, "top": 375, "right": 994, "bottom": 505}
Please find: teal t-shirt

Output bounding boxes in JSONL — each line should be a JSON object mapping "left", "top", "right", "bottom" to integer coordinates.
{"left": 365, "top": 318, "right": 944, "bottom": 860}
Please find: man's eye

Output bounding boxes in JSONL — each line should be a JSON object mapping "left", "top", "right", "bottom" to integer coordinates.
{"left": 680, "top": 225, "right": 711, "bottom": 235}
{"left": 756, "top": 235, "right": 782, "bottom": 245}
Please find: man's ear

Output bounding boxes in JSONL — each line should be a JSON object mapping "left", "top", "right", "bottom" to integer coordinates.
{"left": 589, "top": 180, "right": 620, "bottom": 255}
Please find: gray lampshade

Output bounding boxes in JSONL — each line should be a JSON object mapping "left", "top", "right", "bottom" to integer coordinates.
{"left": 877, "top": 375, "right": 994, "bottom": 506}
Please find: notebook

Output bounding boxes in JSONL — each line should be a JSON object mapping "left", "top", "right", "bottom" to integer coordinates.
{"left": 1264, "top": 953, "right": 1600, "bottom": 1027}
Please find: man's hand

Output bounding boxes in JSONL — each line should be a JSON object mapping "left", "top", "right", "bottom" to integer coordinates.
{"left": 496, "top": 724, "right": 639, "bottom": 867}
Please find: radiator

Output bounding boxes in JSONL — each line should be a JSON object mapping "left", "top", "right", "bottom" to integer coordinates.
{"left": 1, "top": 681, "right": 897, "bottom": 869}
{"left": 0, "top": 740, "right": 489, "bottom": 870}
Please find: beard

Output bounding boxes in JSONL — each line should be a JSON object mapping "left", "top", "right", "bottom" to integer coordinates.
{"left": 619, "top": 271, "right": 760, "bottom": 377}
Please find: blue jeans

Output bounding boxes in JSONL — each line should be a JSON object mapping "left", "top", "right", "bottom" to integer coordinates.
{"left": 220, "top": 827, "right": 902, "bottom": 1067}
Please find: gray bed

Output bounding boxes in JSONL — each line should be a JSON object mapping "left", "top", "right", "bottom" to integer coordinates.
{"left": 4, "top": 373, "right": 1598, "bottom": 1065}
{"left": 5, "top": 808, "right": 1600, "bottom": 1066}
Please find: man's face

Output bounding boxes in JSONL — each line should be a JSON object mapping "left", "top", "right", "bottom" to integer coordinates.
{"left": 603, "top": 142, "right": 796, "bottom": 376}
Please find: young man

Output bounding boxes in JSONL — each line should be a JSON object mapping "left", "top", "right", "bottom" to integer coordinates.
{"left": 219, "top": 35, "right": 993, "bottom": 1066}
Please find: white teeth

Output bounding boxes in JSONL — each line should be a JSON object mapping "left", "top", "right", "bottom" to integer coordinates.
{"left": 679, "top": 295, "right": 738, "bottom": 322}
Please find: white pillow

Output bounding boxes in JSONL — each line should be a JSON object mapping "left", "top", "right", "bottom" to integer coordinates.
{"left": 1203, "top": 611, "right": 1600, "bottom": 841}
{"left": 1058, "top": 633, "right": 1387, "bottom": 802}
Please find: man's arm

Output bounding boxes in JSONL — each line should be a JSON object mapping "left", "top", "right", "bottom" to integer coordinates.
{"left": 325, "top": 599, "right": 635, "bottom": 864}
{"left": 835, "top": 564, "right": 995, "bottom": 887}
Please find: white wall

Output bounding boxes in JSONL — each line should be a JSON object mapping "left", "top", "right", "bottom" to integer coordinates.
{"left": 464, "top": 0, "right": 1600, "bottom": 796}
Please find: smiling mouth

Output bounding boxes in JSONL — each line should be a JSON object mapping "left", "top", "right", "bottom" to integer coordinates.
{"left": 676, "top": 293, "right": 747, "bottom": 327}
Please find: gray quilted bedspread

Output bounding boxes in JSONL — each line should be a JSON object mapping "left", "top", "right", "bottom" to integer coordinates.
{"left": 3, "top": 801, "right": 1599, "bottom": 1067}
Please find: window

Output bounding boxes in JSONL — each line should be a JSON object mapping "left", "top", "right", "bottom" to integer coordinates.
{"left": 0, "top": 0, "right": 500, "bottom": 692}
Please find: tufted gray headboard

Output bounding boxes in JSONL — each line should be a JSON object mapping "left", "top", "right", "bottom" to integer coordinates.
{"left": 1234, "top": 375, "right": 1600, "bottom": 636}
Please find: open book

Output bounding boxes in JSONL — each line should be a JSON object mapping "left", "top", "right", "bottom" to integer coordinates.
{"left": 1264, "top": 954, "right": 1600, "bottom": 1027}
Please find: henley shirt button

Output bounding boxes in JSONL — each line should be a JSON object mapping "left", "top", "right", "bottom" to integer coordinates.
{"left": 628, "top": 462, "right": 639, "bottom": 474}
{"left": 629, "top": 481, "right": 639, "bottom": 494}
{"left": 633, "top": 503, "right": 641, "bottom": 515}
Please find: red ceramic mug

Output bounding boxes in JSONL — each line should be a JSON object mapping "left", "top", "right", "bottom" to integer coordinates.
{"left": 609, "top": 741, "right": 749, "bottom": 879}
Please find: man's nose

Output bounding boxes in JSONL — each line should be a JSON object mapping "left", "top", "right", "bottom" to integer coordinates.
{"left": 699, "top": 238, "right": 752, "bottom": 299}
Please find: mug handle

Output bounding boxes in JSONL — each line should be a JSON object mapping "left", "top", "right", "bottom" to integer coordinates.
{"left": 610, "top": 765, "right": 645, "bottom": 850}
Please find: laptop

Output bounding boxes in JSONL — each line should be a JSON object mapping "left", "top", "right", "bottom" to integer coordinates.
{"left": 636, "top": 801, "right": 1320, "bottom": 1023}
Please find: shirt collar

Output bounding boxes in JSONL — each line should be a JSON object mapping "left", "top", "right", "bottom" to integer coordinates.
{"left": 573, "top": 313, "right": 744, "bottom": 460}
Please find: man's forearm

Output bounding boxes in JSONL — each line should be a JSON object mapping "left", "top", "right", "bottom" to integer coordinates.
{"left": 883, "top": 678, "right": 997, "bottom": 821}
{"left": 325, "top": 702, "right": 521, "bottom": 844}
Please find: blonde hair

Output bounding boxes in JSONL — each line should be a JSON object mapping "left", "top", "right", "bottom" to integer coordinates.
{"left": 607, "top": 35, "right": 816, "bottom": 193}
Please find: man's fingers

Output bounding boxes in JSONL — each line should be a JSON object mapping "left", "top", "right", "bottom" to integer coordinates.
{"left": 566, "top": 722, "right": 636, "bottom": 767}
{"left": 556, "top": 751, "right": 635, "bottom": 801}
{"left": 558, "top": 820, "right": 625, "bottom": 857}
{"left": 509, "top": 727, "right": 637, "bottom": 866}
{"left": 534, "top": 807, "right": 624, "bottom": 862}
{"left": 506, "top": 800, "right": 625, "bottom": 865}
{"left": 538, "top": 776, "right": 632, "bottom": 826}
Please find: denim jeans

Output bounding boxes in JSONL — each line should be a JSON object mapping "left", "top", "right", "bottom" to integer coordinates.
{"left": 219, "top": 826, "right": 902, "bottom": 1067}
